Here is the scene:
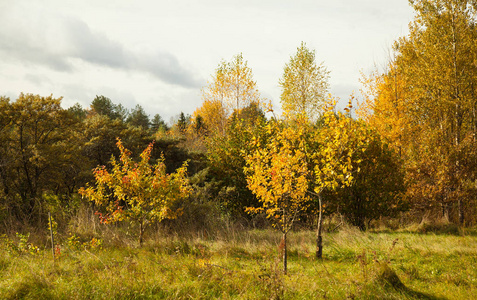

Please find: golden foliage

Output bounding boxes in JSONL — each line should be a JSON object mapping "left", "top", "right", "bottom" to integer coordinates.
{"left": 197, "top": 53, "right": 263, "bottom": 136}
{"left": 79, "top": 139, "right": 191, "bottom": 241}
{"left": 279, "top": 42, "right": 330, "bottom": 121}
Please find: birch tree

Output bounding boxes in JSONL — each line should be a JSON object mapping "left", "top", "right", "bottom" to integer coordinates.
{"left": 198, "top": 53, "right": 262, "bottom": 136}
{"left": 361, "top": 0, "right": 477, "bottom": 224}
{"left": 279, "top": 42, "right": 330, "bottom": 121}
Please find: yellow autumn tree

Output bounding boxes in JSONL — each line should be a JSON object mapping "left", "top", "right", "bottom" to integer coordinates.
{"left": 192, "top": 99, "right": 227, "bottom": 137}
{"left": 244, "top": 116, "right": 312, "bottom": 273}
{"left": 279, "top": 42, "right": 330, "bottom": 121}
{"left": 79, "top": 139, "right": 191, "bottom": 246}
{"left": 360, "top": 0, "right": 477, "bottom": 224}
{"left": 197, "top": 53, "right": 263, "bottom": 136}
{"left": 311, "top": 100, "right": 356, "bottom": 258}
{"left": 245, "top": 100, "right": 356, "bottom": 271}
{"left": 358, "top": 64, "right": 416, "bottom": 158}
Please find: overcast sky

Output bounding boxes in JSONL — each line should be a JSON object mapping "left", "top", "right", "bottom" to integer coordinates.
{"left": 0, "top": 0, "right": 414, "bottom": 123}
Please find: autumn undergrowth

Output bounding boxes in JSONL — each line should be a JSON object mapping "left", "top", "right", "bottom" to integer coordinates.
{"left": 1, "top": 224, "right": 477, "bottom": 299}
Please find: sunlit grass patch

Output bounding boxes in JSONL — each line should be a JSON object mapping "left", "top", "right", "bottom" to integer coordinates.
{"left": 1, "top": 228, "right": 477, "bottom": 299}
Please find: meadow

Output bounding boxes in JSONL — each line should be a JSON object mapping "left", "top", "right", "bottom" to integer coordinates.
{"left": 1, "top": 222, "right": 477, "bottom": 300}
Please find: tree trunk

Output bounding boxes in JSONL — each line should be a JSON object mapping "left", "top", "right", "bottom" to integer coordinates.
{"left": 451, "top": 11, "right": 465, "bottom": 227}
{"left": 316, "top": 231, "right": 323, "bottom": 259}
{"left": 281, "top": 205, "right": 288, "bottom": 274}
{"left": 441, "top": 202, "right": 449, "bottom": 222}
{"left": 316, "top": 193, "right": 323, "bottom": 259}
{"left": 458, "top": 199, "right": 464, "bottom": 226}
{"left": 139, "top": 221, "right": 144, "bottom": 247}
{"left": 283, "top": 231, "right": 287, "bottom": 274}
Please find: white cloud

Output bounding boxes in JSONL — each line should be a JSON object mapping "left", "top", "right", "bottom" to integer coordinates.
{"left": 0, "top": 0, "right": 414, "bottom": 121}
{"left": 0, "top": 3, "right": 203, "bottom": 90}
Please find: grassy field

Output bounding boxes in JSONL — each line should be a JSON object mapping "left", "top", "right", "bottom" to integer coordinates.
{"left": 1, "top": 226, "right": 477, "bottom": 299}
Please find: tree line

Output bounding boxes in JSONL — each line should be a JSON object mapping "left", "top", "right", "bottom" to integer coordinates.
{"left": 0, "top": 93, "right": 193, "bottom": 227}
{"left": 360, "top": 0, "right": 477, "bottom": 226}
{"left": 1, "top": 0, "right": 476, "bottom": 258}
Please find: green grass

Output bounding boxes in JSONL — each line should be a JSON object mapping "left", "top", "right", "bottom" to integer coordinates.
{"left": 1, "top": 227, "right": 477, "bottom": 299}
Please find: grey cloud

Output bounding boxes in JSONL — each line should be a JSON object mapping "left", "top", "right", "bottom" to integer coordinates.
{"left": 0, "top": 3, "right": 72, "bottom": 71}
{"left": 65, "top": 18, "right": 132, "bottom": 69}
{"left": 64, "top": 18, "right": 204, "bottom": 88}
{"left": 0, "top": 27, "right": 73, "bottom": 72}
{"left": 138, "top": 51, "right": 204, "bottom": 88}
{"left": 0, "top": 8, "right": 202, "bottom": 89}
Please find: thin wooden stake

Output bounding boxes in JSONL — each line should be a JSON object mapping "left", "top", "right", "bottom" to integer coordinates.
{"left": 49, "top": 212, "right": 55, "bottom": 261}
